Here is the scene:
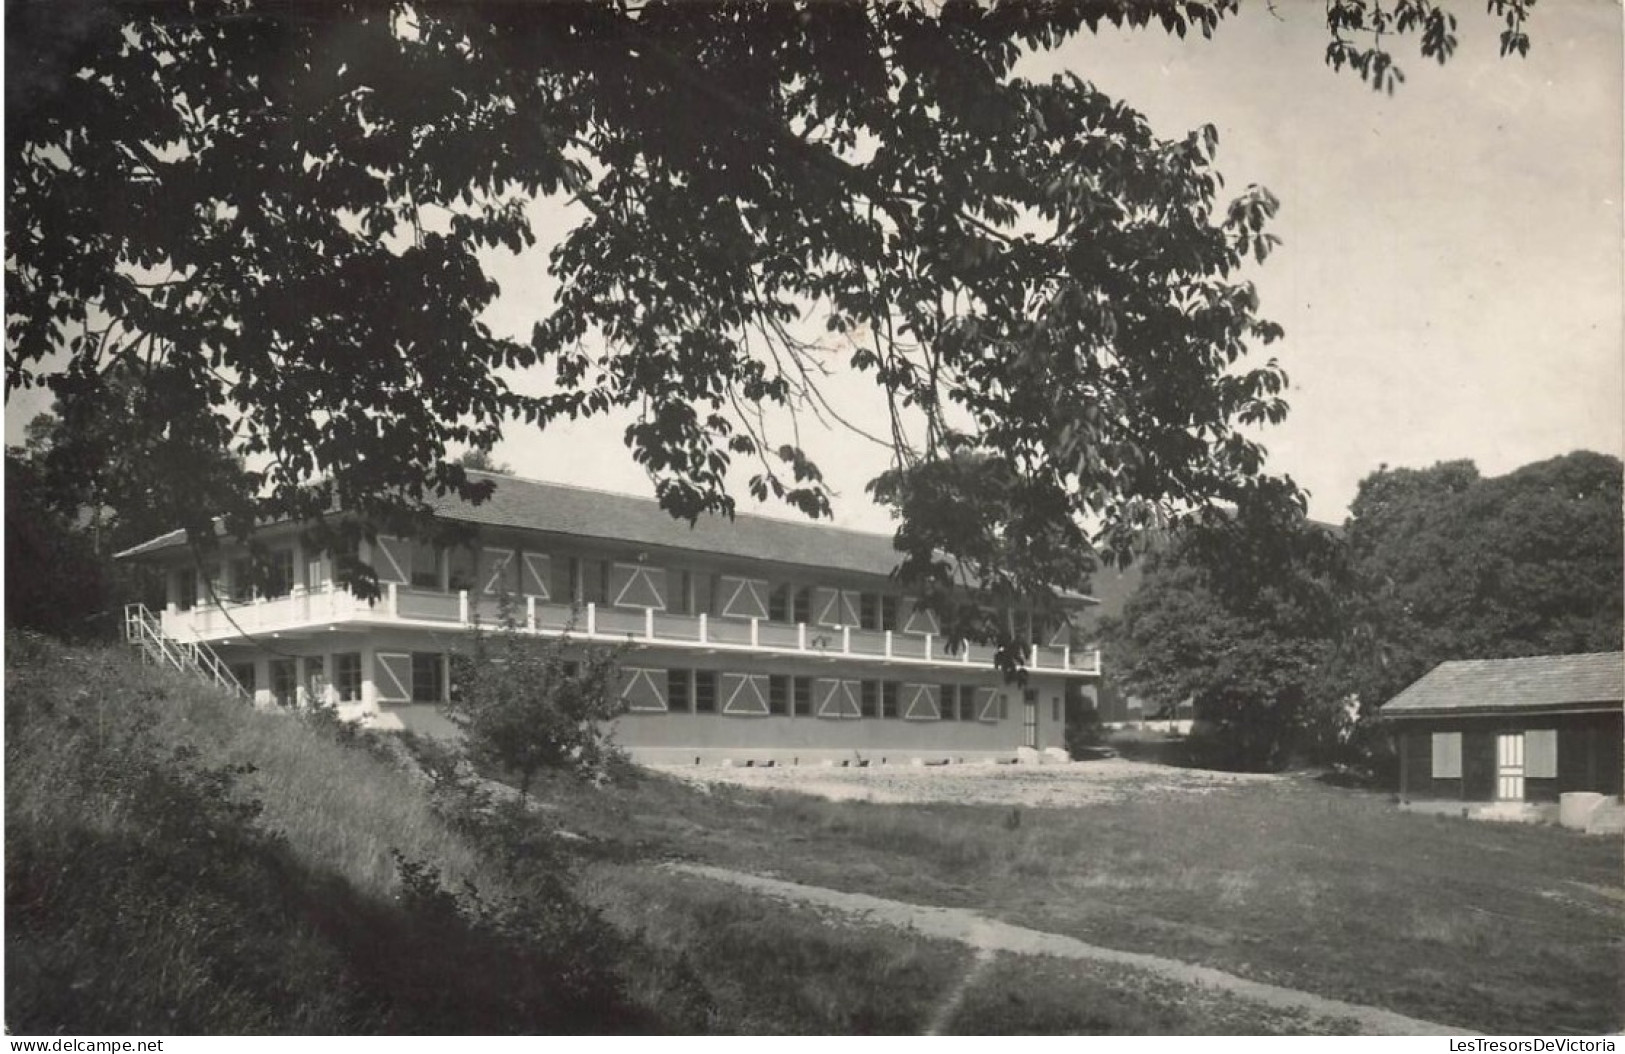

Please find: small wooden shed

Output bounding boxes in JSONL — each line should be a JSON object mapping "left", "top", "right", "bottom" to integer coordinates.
{"left": 1383, "top": 652, "right": 1623, "bottom": 804}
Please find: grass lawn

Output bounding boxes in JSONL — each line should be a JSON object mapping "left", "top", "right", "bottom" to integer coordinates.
{"left": 537, "top": 765, "right": 1624, "bottom": 1035}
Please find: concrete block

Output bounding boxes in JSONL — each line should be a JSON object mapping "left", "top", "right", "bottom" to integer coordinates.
{"left": 1560, "top": 792, "right": 1608, "bottom": 830}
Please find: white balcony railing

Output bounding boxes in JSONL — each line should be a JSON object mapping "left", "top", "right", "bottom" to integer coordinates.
{"left": 161, "top": 583, "right": 1104, "bottom": 676}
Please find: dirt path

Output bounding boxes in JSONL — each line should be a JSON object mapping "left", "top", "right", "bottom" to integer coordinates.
{"left": 667, "top": 862, "right": 1472, "bottom": 1037}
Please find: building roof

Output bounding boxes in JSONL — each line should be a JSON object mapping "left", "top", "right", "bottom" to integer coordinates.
{"left": 115, "top": 471, "right": 1098, "bottom": 601}
{"left": 1380, "top": 652, "right": 1624, "bottom": 718}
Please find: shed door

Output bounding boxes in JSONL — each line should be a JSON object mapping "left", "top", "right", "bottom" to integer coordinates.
{"left": 1497, "top": 733, "right": 1525, "bottom": 801}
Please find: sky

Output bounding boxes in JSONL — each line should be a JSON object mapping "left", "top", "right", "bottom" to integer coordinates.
{"left": 7, "top": 1, "right": 1619, "bottom": 536}
{"left": 480, "top": 0, "right": 1625, "bottom": 533}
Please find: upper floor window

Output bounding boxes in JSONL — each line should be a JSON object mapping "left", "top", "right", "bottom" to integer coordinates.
{"left": 768, "top": 583, "right": 792, "bottom": 623}
{"left": 266, "top": 548, "right": 295, "bottom": 598}
{"left": 410, "top": 540, "right": 441, "bottom": 590}
{"left": 447, "top": 546, "right": 477, "bottom": 592}
{"left": 229, "top": 557, "right": 255, "bottom": 602}
{"left": 859, "top": 593, "right": 880, "bottom": 630}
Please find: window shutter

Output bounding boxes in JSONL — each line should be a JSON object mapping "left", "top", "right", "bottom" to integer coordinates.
{"left": 902, "top": 683, "right": 941, "bottom": 720}
{"left": 719, "top": 576, "right": 769, "bottom": 620}
{"left": 375, "top": 652, "right": 411, "bottom": 703}
{"left": 721, "top": 673, "right": 770, "bottom": 715}
{"left": 620, "top": 668, "right": 668, "bottom": 712}
{"left": 611, "top": 563, "right": 668, "bottom": 609}
{"left": 901, "top": 598, "right": 940, "bottom": 636}
{"left": 976, "top": 687, "right": 1000, "bottom": 722}
{"left": 479, "top": 548, "right": 515, "bottom": 595}
{"left": 374, "top": 536, "right": 410, "bottom": 586}
{"left": 1431, "top": 732, "right": 1463, "bottom": 779}
{"left": 1525, "top": 729, "right": 1557, "bottom": 779}
{"left": 521, "top": 553, "right": 551, "bottom": 598}
{"left": 813, "top": 588, "right": 843, "bottom": 627}
{"left": 816, "top": 678, "right": 861, "bottom": 718}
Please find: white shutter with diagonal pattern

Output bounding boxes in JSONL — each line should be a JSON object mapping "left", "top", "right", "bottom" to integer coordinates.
{"left": 901, "top": 598, "right": 940, "bottom": 636}
{"left": 976, "top": 687, "right": 1001, "bottom": 722}
{"left": 521, "top": 553, "right": 551, "bottom": 598}
{"left": 815, "top": 678, "right": 861, "bottom": 718}
{"left": 375, "top": 653, "right": 411, "bottom": 703}
{"left": 374, "top": 537, "right": 410, "bottom": 586}
{"left": 902, "top": 683, "right": 941, "bottom": 720}
{"left": 814, "top": 588, "right": 862, "bottom": 627}
{"left": 480, "top": 548, "right": 515, "bottom": 595}
{"left": 719, "top": 576, "right": 769, "bottom": 620}
{"left": 620, "top": 668, "right": 668, "bottom": 712}
{"left": 721, "top": 673, "right": 770, "bottom": 715}
{"left": 611, "top": 563, "right": 668, "bottom": 609}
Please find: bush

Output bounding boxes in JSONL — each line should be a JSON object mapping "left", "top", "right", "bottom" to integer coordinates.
{"left": 448, "top": 598, "right": 627, "bottom": 798}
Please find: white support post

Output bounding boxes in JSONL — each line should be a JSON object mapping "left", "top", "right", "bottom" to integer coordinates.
{"left": 842, "top": 626, "right": 851, "bottom": 654}
{"left": 587, "top": 602, "right": 597, "bottom": 636}
{"left": 699, "top": 612, "right": 708, "bottom": 644}
{"left": 645, "top": 607, "right": 655, "bottom": 640}
{"left": 1063, "top": 645, "right": 1072, "bottom": 670}
{"left": 387, "top": 581, "right": 399, "bottom": 618}
{"left": 798, "top": 622, "right": 807, "bottom": 651}
{"left": 1031, "top": 643, "right": 1040, "bottom": 668}
{"left": 750, "top": 618, "right": 759, "bottom": 647}
{"left": 885, "top": 630, "right": 893, "bottom": 658}
{"left": 459, "top": 590, "right": 469, "bottom": 625}
{"left": 924, "top": 633, "right": 933, "bottom": 661}
{"left": 526, "top": 595, "right": 537, "bottom": 632}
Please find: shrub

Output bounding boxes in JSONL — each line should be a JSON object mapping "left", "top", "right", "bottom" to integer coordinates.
{"left": 447, "top": 597, "right": 627, "bottom": 798}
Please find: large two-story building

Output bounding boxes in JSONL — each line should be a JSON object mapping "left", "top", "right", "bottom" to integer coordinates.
{"left": 117, "top": 472, "right": 1101, "bottom": 765}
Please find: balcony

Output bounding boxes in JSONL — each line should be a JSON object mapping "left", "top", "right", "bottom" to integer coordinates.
{"left": 161, "top": 583, "right": 1103, "bottom": 677}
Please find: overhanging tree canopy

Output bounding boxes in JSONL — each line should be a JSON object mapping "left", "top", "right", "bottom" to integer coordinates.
{"left": 6, "top": 0, "right": 1535, "bottom": 656}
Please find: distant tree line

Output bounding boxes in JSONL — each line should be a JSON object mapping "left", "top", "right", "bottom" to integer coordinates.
{"left": 1103, "top": 451, "right": 1623, "bottom": 772}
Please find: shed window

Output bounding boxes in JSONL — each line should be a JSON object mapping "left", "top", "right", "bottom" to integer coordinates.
{"left": 1431, "top": 732, "right": 1463, "bottom": 779}
{"left": 1525, "top": 729, "right": 1558, "bottom": 779}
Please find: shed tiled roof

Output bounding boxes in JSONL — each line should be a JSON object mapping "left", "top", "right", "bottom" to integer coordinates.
{"left": 1380, "top": 652, "right": 1624, "bottom": 717}
{"left": 115, "top": 472, "right": 1094, "bottom": 600}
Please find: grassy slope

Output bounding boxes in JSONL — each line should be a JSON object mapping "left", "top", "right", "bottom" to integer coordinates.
{"left": 3, "top": 636, "right": 963, "bottom": 1034}
{"left": 536, "top": 767, "right": 1624, "bottom": 1034}
{"left": 13, "top": 636, "right": 1617, "bottom": 1034}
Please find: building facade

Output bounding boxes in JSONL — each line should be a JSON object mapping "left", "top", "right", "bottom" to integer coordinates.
{"left": 118, "top": 473, "right": 1102, "bottom": 765}
{"left": 1383, "top": 652, "right": 1623, "bottom": 807}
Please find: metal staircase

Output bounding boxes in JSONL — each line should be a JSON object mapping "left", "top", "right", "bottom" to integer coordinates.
{"left": 123, "top": 603, "right": 250, "bottom": 701}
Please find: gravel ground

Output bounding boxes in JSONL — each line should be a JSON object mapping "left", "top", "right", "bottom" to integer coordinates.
{"left": 653, "top": 756, "right": 1279, "bottom": 807}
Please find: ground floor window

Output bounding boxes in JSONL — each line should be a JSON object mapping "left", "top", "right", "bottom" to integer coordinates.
{"left": 410, "top": 652, "right": 444, "bottom": 703}
{"left": 793, "top": 676, "right": 812, "bottom": 716}
{"left": 881, "top": 680, "right": 900, "bottom": 719}
{"left": 939, "top": 684, "right": 960, "bottom": 721}
{"left": 768, "top": 674, "right": 789, "bottom": 715}
{"left": 269, "top": 658, "right": 297, "bottom": 708}
{"left": 668, "top": 670, "right": 692, "bottom": 714}
{"left": 305, "top": 655, "right": 325, "bottom": 705}
{"left": 860, "top": 680, "right": 879, "bottom": 718}
{"left": 333, "top": 652, "right": 362, "bottom": 702}
{"left": 694, "top": 670, "right": 718, "bottom": 714}
{"left": 228, "top": 662, "right": 256, "bottom": 694}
